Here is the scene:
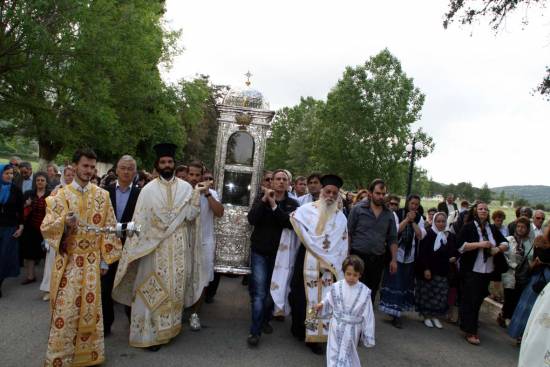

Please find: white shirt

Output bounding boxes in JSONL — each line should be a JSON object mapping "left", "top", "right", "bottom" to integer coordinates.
{"left": 447, "top": 202, "right": 456, "bottom": 216}
{"left": 298, "top": 193, "right": 315, "bottom": 205}
{"left": 71, "top": 179, "right": 90, "bottom": 193}
{"left": 532, "top": 223, "right": 544, "bottom": 238}
{"left": 200, "top": 189, "right": 219, "bottom": 245}
{"left": 397, "top": 216, "right": 426, "bottom": 263}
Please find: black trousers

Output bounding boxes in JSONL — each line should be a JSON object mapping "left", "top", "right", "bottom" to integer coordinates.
{"left": 459, "top": 271, "right": 490, "bottom": 335}
{"left": 289, "top": 245, "right": 307, "bottom": 340}
{"left": 101, "top": 261, "right": 130, "bottom": 332}
{"left": 502, "top": 286, "right": 524, "bottom": 319}
{"left": 205, "top": 272, "right": 221, "bottom": 300}
{"left": 350, "top": 249, "right": 386, "bottom": 303}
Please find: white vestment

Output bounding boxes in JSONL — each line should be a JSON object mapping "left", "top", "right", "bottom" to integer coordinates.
{"left": 518, "top": 282, "right": 550, "bottom": 367}
{"left": 200, "top": 189, "right": 219, "bottom": 284}
{"left": 291, "top": 201, "right": 348, "bottom": 343}
{"left": 271, "top": 228, "right": 300, "bottom": 316}
{"left": 112, "top": 177, "right": 202, "bottom": 347}
{"left": 321, "top": 280, "right": 375, "bottom": 367}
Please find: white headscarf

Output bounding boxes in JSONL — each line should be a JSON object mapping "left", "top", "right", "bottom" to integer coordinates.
{"left": 431, "top": 212, "right": 448, "bottom": 252}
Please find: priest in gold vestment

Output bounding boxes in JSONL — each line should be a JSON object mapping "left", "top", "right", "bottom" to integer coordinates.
{"left": 112, "top": 143, "right": 204, "bottom": 350}
{"left": 41, "top": 149, "right": 122, "bottom": 367}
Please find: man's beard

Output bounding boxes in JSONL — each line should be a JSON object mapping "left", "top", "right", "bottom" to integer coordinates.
{"left": 315, "top": 196, "right": 338, "bottom": 235}
{"left": 160, "top": 167, "right": 174, "bottom": 180}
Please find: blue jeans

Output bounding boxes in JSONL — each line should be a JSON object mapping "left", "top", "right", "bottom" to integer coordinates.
{"left": 249, "top": 250, "right": 276, "bottom": 336}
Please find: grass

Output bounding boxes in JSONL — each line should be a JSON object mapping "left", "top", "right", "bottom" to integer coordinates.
{"left": 419, "top": 199, "right": 550, "bottom": 226}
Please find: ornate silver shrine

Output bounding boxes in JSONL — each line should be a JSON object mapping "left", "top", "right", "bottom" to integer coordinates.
{"left": 213, "top": 77, "right": 275, "bottom": 274}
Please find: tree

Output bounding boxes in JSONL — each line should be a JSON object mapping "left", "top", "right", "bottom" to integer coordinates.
{"left": 535, "top": 203, "right": 546, "bottom": 210}
{"left": 1, "top": 0, "right": 184, "bottom": 166}
{"left": 443, "top": 0, "right": 550, "bottom": 98}
{"left": 178, "top": 75, "right": 227, "bottom": 170}
{"left": 315, "top": 49, "right": 432, "bottom": 191}
{"left": 499, "top": 190, "right": 507, "bottom": 206}
{"left": 514, "top": 198, "right": 530, "bottom": 208}
{"left": 478, "top": 183, "right": 492, "bottom": 203}
{"left": 265, "top": 97, "right": 325, "bottom": 175}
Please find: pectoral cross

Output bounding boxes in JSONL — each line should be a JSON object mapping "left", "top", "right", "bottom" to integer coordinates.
{"left": 322, "top": 235, "right": 330, "bottom": 250}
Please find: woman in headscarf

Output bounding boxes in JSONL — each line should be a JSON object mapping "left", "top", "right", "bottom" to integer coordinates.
{"left": 20, "top": 172, "right": 50, "bottom": 284}
{"left": 0, "top": 164, "right": 24, "bottom": 297}
{"left": 457, "top": 201, "right": 509, "bottom": 345}
{"left": 415, "top": 212, "right": 457, "bottom": 329}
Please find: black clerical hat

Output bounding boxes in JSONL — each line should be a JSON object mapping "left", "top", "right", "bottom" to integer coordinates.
{"left": 320, "top": 174, "right": 343, "bottom": 189}
{"left": 153, "top": 143, "right": 177, "bottom": 159}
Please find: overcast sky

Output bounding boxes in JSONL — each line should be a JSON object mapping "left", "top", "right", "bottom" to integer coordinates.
{"left": 163, "top": 0, "right": 550, "bottom": 188}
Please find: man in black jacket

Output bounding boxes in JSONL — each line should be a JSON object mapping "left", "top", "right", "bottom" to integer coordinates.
{"left": 437, "top": 194, "right": 458, "bottom": 216}
{"left": 246, "top": 169, "right": 299, "bottom": 347}
{"left": 102, "top": 155, "right": 141, "bottom": 336}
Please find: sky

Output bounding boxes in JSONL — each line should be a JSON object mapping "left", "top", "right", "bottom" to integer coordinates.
{"left": 163, "top": 0, "right": 550, "bottom": 188}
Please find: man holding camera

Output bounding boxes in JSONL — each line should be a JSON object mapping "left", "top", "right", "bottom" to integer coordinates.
{"left": 247, "top": 169, "right": 299, "bottom": 347}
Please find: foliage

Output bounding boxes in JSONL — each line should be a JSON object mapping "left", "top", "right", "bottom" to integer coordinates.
{"left": 443, "top": 0, "right": 549, "bottom": 98}
{"left": 514, "top": 198, "right": 531, "bottom": 208}
{"left": 535, "top": 203, "right": 546, "bottom": 210}
{"left": 0, "top": 0, "right": 184, "bottom": 166}
{"left": 178, "top": 75, "right": 227, "bottom": 170}
{"left": 478, "top": 183, "right": 492, "bottom": 203}
{"left": 498, "top": 190, "right": 507, "bottom": 206}
{"left": 265, "top": 50, "right": 433, "bottom": 193}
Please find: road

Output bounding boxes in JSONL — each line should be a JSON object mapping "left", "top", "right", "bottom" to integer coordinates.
{"left": 0, "top": 269, "right": 519, "bottom": 367}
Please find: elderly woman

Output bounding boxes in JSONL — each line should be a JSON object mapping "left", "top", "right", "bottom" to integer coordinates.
{"left": 497, "top": 216, "right": 533, "bottom": 327}
{"left": 508, "top": 232, "right": 550, "bottom": 344}
{"left": 415, "top": 212, "right": 457, "bottom": 329}
{"left": 457, "top": 202, "right": 509, "bottom": 345}
{"left": 0, "top": 164, "right": 24, "bottom": 298}
{"left": 20, "top": 172, "right": 50, "bottom": 284}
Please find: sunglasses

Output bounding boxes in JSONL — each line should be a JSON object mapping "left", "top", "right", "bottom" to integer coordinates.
{"left": 264, "top": 177, "right": 272, "bottom": 181}
{"left": 535, "top": 217, "right": 544, "bottom": 220}
{"left": 389, "top": 202, "right": 399, "bottom": 206}
{"left": 204, "top": 177, "right": 214, "bottom": 181}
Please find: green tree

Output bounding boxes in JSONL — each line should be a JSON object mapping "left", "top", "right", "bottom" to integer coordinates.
{"left": 315, "top": 49, "right": 432, "bottom": 191}
{"left": 499, "top": 190, "right": 507, "bottom": 206}
{"left": 514, "top": 198, "right": 530, "bottom": 208}
{"left": 478, "top": 183, "right": 492, "bottom": 203}
{"left": 1, "top": 0, "right": 183, "bottom": 166}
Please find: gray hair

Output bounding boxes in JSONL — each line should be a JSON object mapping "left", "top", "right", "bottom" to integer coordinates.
{"left": 534, "top": 209, "right": 545, "bottom": 219}
{"left": 117, "top": 155, "right": 137, "bottom": 168}
{"left": 19, "top": 161, "right": 32, "bottom": 169}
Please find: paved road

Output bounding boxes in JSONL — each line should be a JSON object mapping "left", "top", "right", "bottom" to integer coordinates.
{"left": 0, "top": 269, "right": 519, "bottom": 367}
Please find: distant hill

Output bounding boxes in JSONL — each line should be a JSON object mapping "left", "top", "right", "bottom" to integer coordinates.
{"left": 491, "top": 185, "right": 550, "bottom": 206}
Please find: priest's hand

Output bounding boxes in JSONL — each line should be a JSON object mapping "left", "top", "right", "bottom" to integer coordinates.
{"left": 389, "top": 259, "right": 398, "bottom": 274}
{"left": 314, "top": 302, "right": 323, "bottom": 313}
{"left": 65, "top": 212, "right": 79, "bottom": 233}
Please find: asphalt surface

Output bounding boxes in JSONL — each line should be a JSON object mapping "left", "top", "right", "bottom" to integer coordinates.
{"left": 0, "top": 268, "right": 519, "bottom": 367}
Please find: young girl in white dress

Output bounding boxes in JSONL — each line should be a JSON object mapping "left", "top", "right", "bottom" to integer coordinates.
{"left": 315, "top": 255, "right": 375, "bottom": 367}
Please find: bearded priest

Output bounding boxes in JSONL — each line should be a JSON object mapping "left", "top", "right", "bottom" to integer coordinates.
{"left": 112, "top": 143, "right": 205, "bottom": 351}
{"left": 288, "top": 174, "right": 349, "bottom": 355}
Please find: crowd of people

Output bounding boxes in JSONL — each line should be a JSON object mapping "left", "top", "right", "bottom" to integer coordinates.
{"left": 0, "top": 150, "right": 548, "bottom": 366}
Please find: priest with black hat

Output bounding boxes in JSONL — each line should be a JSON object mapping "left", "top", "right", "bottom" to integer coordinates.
{"left": 113, "top": 143, "right": 207, "bottom": 351}
{"left": 286, "top": 174, "right": 349, "bottom": 355}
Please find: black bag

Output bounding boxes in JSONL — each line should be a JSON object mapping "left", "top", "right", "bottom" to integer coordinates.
{"left": 493, "top": 251, "right": 509, "bottom": 275}
{"left": 514, "top": 245, "right": 534, "bottom": 289}
{"left": 532, "top": 271, "right": 547, "bottom": 294}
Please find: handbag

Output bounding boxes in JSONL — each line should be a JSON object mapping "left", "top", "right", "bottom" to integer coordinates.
{"left": 514, "top": 244, "right": 534, "bottom": 289}
{"left": 492, "top": 251, "right": 509, "bottom": 275}
{"left": 532, "top": 270, "right": 548, "bottom": 294}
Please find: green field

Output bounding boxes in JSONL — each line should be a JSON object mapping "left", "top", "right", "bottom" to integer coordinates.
{"left": 419, "top": 199, "right": 550, "bottom": 226}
